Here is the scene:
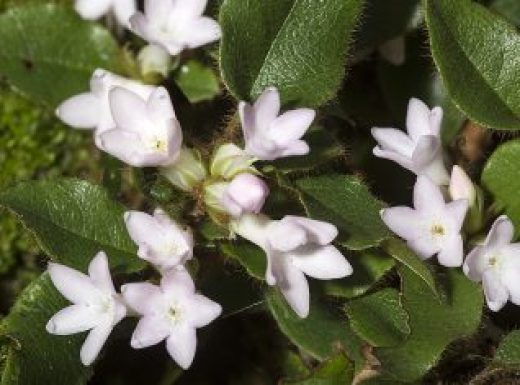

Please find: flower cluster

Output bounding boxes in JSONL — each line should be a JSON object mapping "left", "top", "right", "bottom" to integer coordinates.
{"left": 374, "top": 98, "right": 520, "bottom": 312}
{"left": 49, "top": 0, "right": 354, "bottom": 369}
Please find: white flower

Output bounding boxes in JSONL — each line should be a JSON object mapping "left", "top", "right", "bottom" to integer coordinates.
{"left": 449, "top": 165, "right": 476, "bottom": 207}
{"left": 381, "top": 175, "right": 468, "bottom": 267}
{"left": 210, "top": 143, "right": 256, "bottom": 179}
{"left": 371, "top": 98, "right": 450, "bottom": 185}
{"left": 233, "top": 214, "right": 353, "bottom": 318}
{"left": 75, "top": 0, "right": 136, "bottom": 26}
{"left": 99, "top": 86, "right": 183, "bottom": 167}
{"left": 124, "top": 209, "right": 193, "bottom": 273}
{"left": 464, "top": 216, "right": 520, "bottom": 312}
{"left": 46, "top": 252, "right": 127, "bottom": 366}
{"left": 130, "top": 0, "right": 221, "bottom": 56}
{"left": 161, "top": 147, "right": 207, "bottom": 192}
{"left": 221, "top": 174, "right": 269, "bottom": 218}
{"left": 122, "top": 269, "right": 222, "bottom": 369}
{"left": 56, "top": 69, "right": 154, "bottom": 149}
{"left": 138, "top": 44, "right": 172, "bottom": 79}
{"left": 239, "top": 88, "right": 316, "bottom": 161}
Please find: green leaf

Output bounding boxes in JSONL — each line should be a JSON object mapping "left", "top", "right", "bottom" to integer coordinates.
{"left": 271, "top": 127, "right": 345, "bottom": 173}
{"left": 0, "top": 178, "right": 143, "bottom": 272}
{"left": 282, "top": 353, "right": 354, "bottom": 385}
{"left": 266, "top": 289, "right": 363, "bottom": 362}
{"left": 220, "top": 240, "right": 267, "bottom": 280}
{"left": 324, "top": 249, "right": 395, "bottom": 299}
{"left": 373, "top": 267, "right": 483, "bottom": 382}
{"left": 491, "top": 0, "right": 520, "bottom": 26}
{"left": 482, "top": 140, "right": 520, "bottom": 233}
{"left": 494, "top": 330, "right": 520, "bottom": 366}
{"left": 383, "top": 238, "right": 437, "bottom": 296}
{"left": 0, "top": 4, "right": 118, "bottom": 108}
{"left": 296, "top": 175, "right": 391, "bottom": 250}
{"left": 0, "top": 273, "right": 92, "bottom": 385}
{"left": 346, "top": 288, "right": 410, "bottom": 347}
{"left": 174, "top": 60, "right": 221, "bottom": 103}
{"left": 377, "top": 32, "right": 465, "bottom": 145}
{"left": 219, "top": 0, "right": 364, "bottom": 107}
{"left": 424, "top": 0, "right": 520, "bottom": 130}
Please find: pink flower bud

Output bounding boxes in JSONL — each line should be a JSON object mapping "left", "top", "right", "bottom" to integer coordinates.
{"left": 449, "top": 165, "right": 476, "bottom": 206}
{"left": 221, "top": 174, "right": 269, "bottom": 217}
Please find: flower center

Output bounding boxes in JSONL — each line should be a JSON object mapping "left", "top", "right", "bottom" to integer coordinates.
{"left": 430, "top": 224, "right": 445, "bottom": 237}
{"left": 148, "top": 137, "right": 168, "bottom": 153}
{"left": 488, "top": 256, "right": 499, "bottom": 268}
{"left": 167, "top": 305, "right": 182, "bottom": 324}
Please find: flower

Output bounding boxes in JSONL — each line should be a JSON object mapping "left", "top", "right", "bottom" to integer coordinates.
{"left": 124, "top": 209, "right": 193, "bottom": 272}
{"left": 221, "top": 174, "right": 269, "bottom": 218}
{"left": 75, "top": 0, "right": 136, "bottom": 26}
{"left": 464, "top": 216, "right": 520, "bottom": 312}
{"left": 239, "top": 88, "right": 316, "bottom": 161}
{"left": 161, "top": 147, "right": 207, "bottom": 192}
{"left": 130, "top": 0, "right": 221, "bottom": 56}
{"left": 371, "top": 98, "right": 450, "bottom": 185}
{"left": 99, "top": 86, "right": 183, "bottom": 167}
{"left": 381, "top": 175, "right": 468, "bottom": 267}
{"left": 56, "top": 69, "right": 154, "bottom": 148}
{"left": 46, "top": 252, "right": 127, "bottom": 366}
{"left": 210, "top": 143, "right": 256, "bottom": 180}
{"left": 138, "top": 44, "right": 172, "bottom": 81}
{"left": 122, "top": 269, "right": 222, "bottom": 369}
{"left": 233, "top": 214, "right": 353, "bottom": 318}
{"left": 449, "top": 165, "right": 476, "bottom": 206}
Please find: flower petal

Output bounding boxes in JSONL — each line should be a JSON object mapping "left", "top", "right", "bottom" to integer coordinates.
{"left": 291, "top": 245, "right": 353, "bottom": 280}
{"left": 407, "top": 237, "right": 439, "bottom": 260}
{"left": 269, "top": 109, "right": 315, "bottom": 146}
{"left": 380, "top": 207, "right": 423, "bottom": 241}
{"left": 445, "top": 199, "right": 469, "bottom": 232}
{"left": 46, "top": 304, "right": 98, "bottom": 335}
{"left": 171, "top": 0, "right": 207, "bottom": 19}
{"left": 413, "top": 175, "right": 445, "bottom": 213}
{"left": 121, "top": 282, "right": 163, "bottom": 315}
{"left": 130, "top": 12, "right": 153, "bottom": 41}
{"left": 56, "top": 93, "right": 101, "bottom": 129}
{"left": 88, "top": 251, "right": 115, "bottom": 294}
{"left": 181, "top": 17, "right": 221, "bottom": 49}
{"left": 372, "top": 147, "right": 414, "bottom": 171}
{"left": 80, "top": 320, "right": 113, "bottom": 366}
{"left": 161, "top": 269, "right": 196, "bottom": 300}
{"left": 146, "top": 86, "right": 176, "bottom": 123}
{"left": 411, "top": 135, "right": 441, "bottom": 169}
{"left": 98, "top": 129, "right": 147, "bottom": 167}
{"left": 482, "top": 269, "right": 509, "bottom": 312}
{"left": 254, "top": 87, "right": 280, "bottom": 130}
{"left": 501, "top": 264, "right": 520, "bottom": 306}
{"left": 144, "top": 0, "right": 172, "bottom": 22}
{"left": 267, "top": 220, "right": 308, "bottom": 252}
{"left": 130, "top": 315, "right": 170, "bottom": 349}
{"left": 282, "top": 216, "right": 338, "bottom": 245}
{"left": 75, "top": 0, "right": 111, "bottom": 20}
{"left": 279, "top": 140, "right": 310, "bottom": 157}
{"left": 486, "top": 215, "right": 515, "bottom": 250}
{"left": 406, "top": 98, "right": 434, "bottom": 140}
{"left": 371, "top": 127, "right": 414, "bottom": 156}
{"left": 429, "top": 107, "right": 443, "bottom": 137}
{"left": 113, "top": 0, "right": 137, "bottom": 26}
{"left": 184, "top": 295, "right": 222, "bottom": 328}
{"left": 109, "top": 87, "right": 148, "bottom": 133}
{"left": 278, "top": 264, "right": 310, "bottom": 318}
{"left": 166, "top": 325, "right": 197, "bottom": 369}
{"left": 463, "top": 246, "right": 489, "bottom": 282}
{"left": 48, "top": 263, "right": 99, "bottom": 304}
{"left": 437, "top": 234, "right": 463, "bottom": 267}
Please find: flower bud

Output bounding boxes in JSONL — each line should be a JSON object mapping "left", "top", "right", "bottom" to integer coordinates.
{"left": 161, "top": 147, "right": 207, "bottom": 192}
{"left": 449, "top": 166, "right": 476, "bottom": 206}
{"left": 210, "top": 143, "right": 256, "bottom": 179}
{"left": 138, "top": 44, "right": 172, "bottom": 83}
{"left": 221, "top": 174, "right": 269, "bottom": 218}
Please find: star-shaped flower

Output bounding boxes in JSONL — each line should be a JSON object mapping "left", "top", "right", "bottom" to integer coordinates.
{"left": 239, "top": 88, "right": 316, "bottom": 161}
{"left": 75, "top": 0, "right": 136, "bottom": 27}
{"left": 464, "top": 215, "right": 520, "bottom": 312}
{"left": 99, "top": 86, "right": 183, "bottom": 167}
{"left": 130, "top": 0, "right": 221, "bottom": 56}
{"left": 381, "top": 175, "right": 468, "bottom": 267}
{"left": 122, "top": 269, "right": 222, "bottom": 369}
{"left": 234, "top": 214, "right": 352, "bottom": 318}
{"left": 46, "top": 252, "right": 127, "bottom": 366}
{"left": 371, "top": 98, "right": 450, "bottom": 185}
{"left": 124, "top": 208, "right": 193, "bottom": 273}
{"left": 56, "top": 69, "right": 154, "bottom": 149}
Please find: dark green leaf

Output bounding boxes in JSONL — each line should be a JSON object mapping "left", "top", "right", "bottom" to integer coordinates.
{"left": 220, "top": 240, "right": 267, "bottom": 280}
{"left": 0, "top": 178, "right": 143, "bottom": 272}
{"left": 282, "top": 353, "right": 354, "bottom": 385}
{"left": 346, "top": 288, "right": 410, "bottom": 347}
{"left": 494, "top": 330, "right": 520, "bottom": 366}
{"left": 219, "top": 0, "right": 364, "bottom": 107}
{"left": 424, "top": 0, "right": 520, "bottom": 130}
{"left": 0, "top": 274, "right": 92, "bottom": 385}
{"left": 0, "top": 4, "right": 118, "bottom": 108}
{"left": 482, "top": 140, "right": 520, "bottom": 234}
{"left": 373, "top": 267, "right": 483, "bottom": 382}
{"left": 174, "top": 60, "right": 220, "bottom": 103}
{"left": 491, "top": 0, "right": 520, "bottom": 26}
{"left": 266, "top": 289, "right": 363, "bottom": 362}
{"left": 296, "top": 175, "right": 391, "bottom": 250}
